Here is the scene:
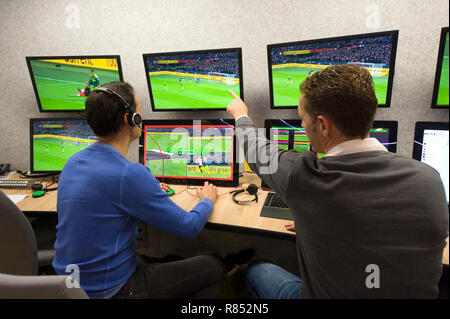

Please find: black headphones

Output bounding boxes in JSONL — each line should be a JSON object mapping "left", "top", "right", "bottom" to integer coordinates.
{"left": 230, "top": 184, "right": 259, "bottom": 205}
{"left": 94, "top": 87, "right": 142, "bottom": 127}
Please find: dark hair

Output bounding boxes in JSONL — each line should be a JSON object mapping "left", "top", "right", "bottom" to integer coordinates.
{"left": 85, "top": 81, "right": 136, "bottom": 137}
{"left": 299, "top": 64, "right": 378, "bottom": 138}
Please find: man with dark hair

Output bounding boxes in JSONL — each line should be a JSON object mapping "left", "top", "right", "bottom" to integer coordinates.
{"left": 53, "top": 81, "right": 235, "bottom": 299}
{"left": 227, "top": 64, "right": 448, "bottom": 298}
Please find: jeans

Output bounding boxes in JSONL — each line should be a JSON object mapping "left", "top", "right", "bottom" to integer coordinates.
{"left": 112, "top": 254, "right": 226, "bottom": 299}
{"left": 246, "top": 261, "right": 302, "bottom": 299}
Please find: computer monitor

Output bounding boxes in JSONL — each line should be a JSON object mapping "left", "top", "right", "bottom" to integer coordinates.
{"left": 267, "top": 30, "right": 399, "bottom": 109}
{"left": 143, "top": 48, "right": 243, "bottom": 111}
{"left": 30, "top": 118, "right": 97, "bottom": 174}
{"left": 262, "top": 119, "right": 398, "bottom": 191}
{"left": 412, "top": 122, "right": 449, "bottom": 203}
{"left": 264, "top": 119, "right": 398, "bottom": 154}
{"left": 26, "top": 55, "right": 123, "bottom": 112}
{"left": 371, "top": 120, "right": 398, "bottom": 153}
{"left": 139, "top": 119, "right": 239, "bottom": 187}
{"left": 265, "top": 119, "right": 309, "bottom": 152}
{"left": 413, "top": 122, "right": 449, "bottom": 203}
{"left": 431, "top": 27, "right": 449, "bottom": 109}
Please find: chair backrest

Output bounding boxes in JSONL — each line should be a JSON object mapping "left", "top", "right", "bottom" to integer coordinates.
{"left": 0, "top": 273, "right": 89, "bottom": 299}
{"left": 0, "top": 191, "right": 38, "bottom": 275}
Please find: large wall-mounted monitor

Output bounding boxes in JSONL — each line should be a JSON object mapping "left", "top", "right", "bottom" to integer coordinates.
{"left": 139, "top": 119, "right": 238, "bottom": 187}
{"left": 143, "top": 48, "right": 243, "bottom": 111}
{"left": 30, "top": 118, "right": 97, "bottom": 174}
{"left": 412, "top": 121, "right": 449, "bottom": 203}
{"left": 267, "top": 30, "right": 399, "bottom": 109}
{"left": 26, "top": 55, "right": 123, "bottom": 112}
{"left": 431, "top": 27, "right": 449, "bottom": 109}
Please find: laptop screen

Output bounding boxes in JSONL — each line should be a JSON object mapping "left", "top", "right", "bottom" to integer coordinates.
{"left": 413, "top": 122, "right": 449, "bottom": 203}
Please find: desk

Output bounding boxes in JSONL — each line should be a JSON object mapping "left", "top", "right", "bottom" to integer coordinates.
{"left": 169, "top": 173, "right": 294, "bottom": 237}
{"left": 2, "top": 177, "right": 57, "bottom": 215}
{"left": 1, "top": 173, "right": 293, "bottom": 236}
{"left": 1, "top": 172, "right": 448, "bottom": 263}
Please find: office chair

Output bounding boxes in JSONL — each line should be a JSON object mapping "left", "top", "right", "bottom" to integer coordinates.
{"left": 0, "top": 191, "right": 57, "bottom": 273}
{"left": 0, "top": 192, "right": 89, "bottom": 298}
{"left": 0, "top": 273, "right": 88, "bottom": 299}
{"left": 0, "top": 191, "right": 39, "bottom": 275}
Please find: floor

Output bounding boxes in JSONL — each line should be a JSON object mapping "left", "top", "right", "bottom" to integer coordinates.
{"left": 217, "top": 266, "right": 249, "bottom": 299}
{"left": 33, "top": 215, "right": 299, "bottom": 299}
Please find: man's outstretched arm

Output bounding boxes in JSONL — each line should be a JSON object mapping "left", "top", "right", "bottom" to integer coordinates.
{"left": 227, "top": 90, "right": 301, "bottom": 202}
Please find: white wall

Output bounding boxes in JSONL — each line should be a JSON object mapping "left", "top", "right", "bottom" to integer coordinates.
{"left": 0, "top": 0, "right": 448, "bottom": 169}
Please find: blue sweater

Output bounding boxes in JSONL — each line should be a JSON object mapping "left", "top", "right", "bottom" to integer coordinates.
{"left": 52, "top": 142, "right": 213, "bottom": 298}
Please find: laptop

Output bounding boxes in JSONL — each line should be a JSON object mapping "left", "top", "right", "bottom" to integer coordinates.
{"left": 412, "top": 121, "right": 449, "bottom": 204}
{"left": 259, "top": 119, "right": 399, "bottom": 221}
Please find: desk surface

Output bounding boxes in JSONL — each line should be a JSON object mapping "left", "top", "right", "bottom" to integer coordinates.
{"left": 1, "top": 172, "right": 448, "bottom": 264}
{"left": 1, "top": 173, "right": 294, "bottom": 236}
{"left": 169, "top": 172, "right": 294, "bottom": 236}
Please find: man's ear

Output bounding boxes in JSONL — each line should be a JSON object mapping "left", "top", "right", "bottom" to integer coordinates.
{"left": 123, "top": 113, "right": 130, "bottom": 127}
{"left": 317, "top": 115, "right": 331, "bottom": 138}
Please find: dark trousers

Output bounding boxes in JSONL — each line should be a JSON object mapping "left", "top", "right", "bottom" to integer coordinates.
{"left": 112, "top": 254, "right": 226, "bottom": 299}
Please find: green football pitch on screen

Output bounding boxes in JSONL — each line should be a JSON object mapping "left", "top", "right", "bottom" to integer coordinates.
{"left": 33, "top": 137, "right": 93, "bottom": 171}
{"left": 437, "top": 32, "right": 449, "bottom": 106}
{"left": 272, "top": 67, "right": 389, "bottom": 107}
{"left": 145, "top": 132, "right": 232, "bottom": 179}
{"left": 30, "top": 60, "right": 121, "bottom": 111}
{"left": 149, "top": 74, "right": 240, "bottom": 110}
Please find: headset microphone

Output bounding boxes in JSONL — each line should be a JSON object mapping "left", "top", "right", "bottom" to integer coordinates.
{"left": 230, "top": 184, "right": 259, "bottom": 205}
{"left": 94, "top": 87, "right": 142, "bottom": 127}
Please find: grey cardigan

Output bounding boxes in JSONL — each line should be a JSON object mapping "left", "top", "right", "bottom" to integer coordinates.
{"left": 236, "top": 116, "right": 448, "bottom": 298}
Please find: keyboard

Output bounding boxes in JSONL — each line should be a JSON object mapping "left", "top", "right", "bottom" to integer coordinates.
{"left": 264, "top": 192, "right": 289, "bottom": 208}
{"left": 0, "top": 179, "right": 33, "bottom": 189}
{"left": 260, "top": 192, "right": 293, "bottom": 221}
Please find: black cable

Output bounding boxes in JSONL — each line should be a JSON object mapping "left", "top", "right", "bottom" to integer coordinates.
{"left": 17, "top": 170, "right": 59, "bottom": 178}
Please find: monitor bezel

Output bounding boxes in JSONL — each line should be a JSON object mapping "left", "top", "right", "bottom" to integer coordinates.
{"left": 26, "top": 55, "right": 124, "bottom": 113}
{"left": 412, "top": 121, "right": 449, "bottom": 161}
{"left": 431, "top": 27, "right": 449, "bottom": 109}
{"left": 371, "top": 120, "right": 398, "bottom": 153}
{"left": 139, "top": 119, "right": 239, "bottom": 187}
{"left": 29, "top": 116, "right": 90, "bottom": 174}
{"left": 267, "top": 30, "right": 399, "bottom": 109}
{"left": 142, "top": 48, "right": 244, "bottom": 112}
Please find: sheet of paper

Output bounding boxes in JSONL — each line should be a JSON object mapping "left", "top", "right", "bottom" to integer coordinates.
{"left": 7, "top": 195, "right": 27, "bottom": 204}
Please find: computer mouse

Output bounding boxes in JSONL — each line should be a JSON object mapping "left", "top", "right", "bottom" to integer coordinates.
{"left": 32, "top": 190, "right": 45, "bottom": 198}
{"left": 31, "top": 183, "right": 43, "bottom": 191}
{"left": 165, "top": 188, "right": 175, "bottom": 196}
